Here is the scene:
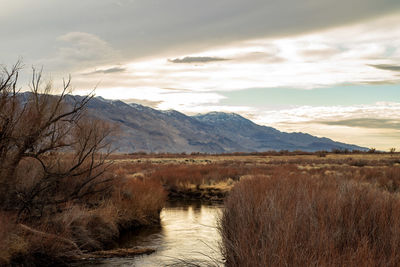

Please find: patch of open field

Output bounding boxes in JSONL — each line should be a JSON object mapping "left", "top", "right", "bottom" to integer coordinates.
{"left": 110, "top": 152, "right": 400, "bottom": 200}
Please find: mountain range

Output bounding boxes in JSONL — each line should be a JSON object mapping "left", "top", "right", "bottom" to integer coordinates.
{"left": 80, "top": 96, "right": 366, "bottom": 153}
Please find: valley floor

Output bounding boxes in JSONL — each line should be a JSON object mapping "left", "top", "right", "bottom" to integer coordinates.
{"left": 2, "top": 151, "right": 400, "bottom": 266}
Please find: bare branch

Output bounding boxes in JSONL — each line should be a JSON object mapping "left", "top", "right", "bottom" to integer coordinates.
{"left": 0, "top": 63, "right": 115, "bottom": 219}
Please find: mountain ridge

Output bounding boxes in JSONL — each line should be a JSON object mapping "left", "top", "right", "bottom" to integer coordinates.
{"left": 79, "top": 96, "right": 367, "bottom": 153}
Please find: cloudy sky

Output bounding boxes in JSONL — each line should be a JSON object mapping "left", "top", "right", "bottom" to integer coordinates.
{"left": 2, "top": 0, "right": 400, "bottom": 150}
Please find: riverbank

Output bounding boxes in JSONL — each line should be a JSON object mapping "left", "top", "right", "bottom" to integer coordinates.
{"left": 1, "top": 175, "right": 167, "bottom": 266}
{"left": 77, "top": 200, "right": 224, "bottom": 267}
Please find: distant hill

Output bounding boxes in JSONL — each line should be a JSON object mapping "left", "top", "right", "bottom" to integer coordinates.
{"left": 77, "top": 96, "right": 367, "bottom": 153}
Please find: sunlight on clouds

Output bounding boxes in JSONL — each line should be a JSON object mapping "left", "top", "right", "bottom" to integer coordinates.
{"left": 289, "top": 123, "right": 400, "bottom": 150}
{"left": 250, "top": 103, "right": 400, "bottom": 126}
{"left": 78, "top": 13, "right": 400, "bottom": 93}
{"left": 246, "top": 102, "right": 400, "bottom": 150}
{"left": 71, "top": 13, "right": 400, "bottom": 150}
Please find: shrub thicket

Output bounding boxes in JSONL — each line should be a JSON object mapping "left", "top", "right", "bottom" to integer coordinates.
{"left": 219, "top": 169, "right": 400, "bottom": 267}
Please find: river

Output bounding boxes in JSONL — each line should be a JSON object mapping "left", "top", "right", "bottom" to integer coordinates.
{"left": 84, "top": 201, "right": 224, "bottom": 266}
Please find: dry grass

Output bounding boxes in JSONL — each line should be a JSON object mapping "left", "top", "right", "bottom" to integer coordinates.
{"left": 219, "top": 168, "right": 400, "bottom": 267}
{"left": 112, "top": 176, "right": 167, "bottom": 228}
{"left": 0, "top": 213, "right": 27, "bottom": 265}
{"left": 1, "top": 161, "right": 167, "bottom": 265}
{"left": 109, "top": 153, "right": 400, "bottom": 202}
{"left": 148, "top": 163, "right": 244, "bottom": 188}
{"left": 3, "top": 152, "right": 400, "bottom": 265}
{"left": 89, "top": 247, "right": 155, "bottom": 258}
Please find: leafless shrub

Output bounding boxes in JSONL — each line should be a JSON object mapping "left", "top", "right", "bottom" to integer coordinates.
{"left": 0, "top": 62, "right": 114, "bottom": 220}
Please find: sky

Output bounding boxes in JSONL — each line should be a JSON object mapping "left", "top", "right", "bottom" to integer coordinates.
{"left": 1, "top": 0, "right": 400, "bottom": 150}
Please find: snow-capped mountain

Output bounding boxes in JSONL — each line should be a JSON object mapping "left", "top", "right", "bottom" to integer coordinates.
{"left": 81, "top": 96, "right": 366, "bottom": 153}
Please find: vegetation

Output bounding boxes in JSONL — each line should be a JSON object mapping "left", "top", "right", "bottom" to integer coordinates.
{"left": 0, "top": 63, "right": 166, "bottom": 266}
{"left": 219, "top": 163, "right": 400, "bottom": 266}
{"left": 107, "top": 152, "right": 400, "bottom": 266}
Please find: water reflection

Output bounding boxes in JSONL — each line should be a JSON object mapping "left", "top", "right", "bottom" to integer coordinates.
{"left": 87, "top": 201, "right": 223, "bottom": 266}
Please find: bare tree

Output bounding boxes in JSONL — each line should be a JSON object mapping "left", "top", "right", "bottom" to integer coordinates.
{"left": 0, "top": 62, "right": 114, "bottom": 220}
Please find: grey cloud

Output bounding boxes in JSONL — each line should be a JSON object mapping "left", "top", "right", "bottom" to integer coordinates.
{"left": 56, "top": 32, "right": 119, "bottom": 67}
{"left": 369, "top": 64, "right": 400, "bottom": 72}
{"left": 318, "top": 118, "right": 400, "bottom": 130}
{"left": 357, "top": 79, "right": 400, "bottom": 85}
{"left": 1, "top": 0, "right": 400, "bottom": 69}
{"left": 168, "top": 56, "right": 229, "bottom": 63}
{"left": 86, "top": 67, "right": 126, "bottom": 75}
{"left": 35, "top": 32, "right": 121, "bottom": 72}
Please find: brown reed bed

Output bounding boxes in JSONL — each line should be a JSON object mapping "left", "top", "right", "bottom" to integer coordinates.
{"left": 219, "top": 166, "right": 400, "bottom": 267}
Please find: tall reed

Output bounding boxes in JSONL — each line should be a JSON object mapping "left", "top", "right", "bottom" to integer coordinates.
{"left": 219, "top": 170, "right": 400, "bottom": 266}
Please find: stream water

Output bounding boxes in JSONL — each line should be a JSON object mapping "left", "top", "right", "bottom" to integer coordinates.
{"left": 85, "top": 201, "right": 224, "bottom": 266}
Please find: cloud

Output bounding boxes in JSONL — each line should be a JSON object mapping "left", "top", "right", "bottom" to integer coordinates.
{"left": 75, "top": 86, "right": 226, "bottom": 110}
{"left": 75, "top": 15, "right": 400, "bottom": 93}
{"left": 318, "top": 118, "right": 400, "bottom": 130}
{"left": 57, "top": 32, "right": 116, "bottom": 61}
{"left": 40, "top": 32, "right": 120, "bottom": 71}
{"left": 300, "top": 47, "right": 340, "bottom": 59}
{"left": 2, "top": 0, "right": 400, "bottom": 70}
{"left": 369, "top": 64, "right": 400, "bottom": 72}
{"left": 233, "top": 52, "right": 285, "bottom": 63}
{"left": 168, "top": 56, "right": 229, "bottom": 63}
{"left": 243, "top": 103, "right": 400, "bottom": 150}
{"left": 357, "top": 79, "right": 400, "bottom": 85}
{"left": 86, "top": 66, "right": 126, "bottom": 75}
{"left": 253, "top": 103, "right": 400, "bottom": 126}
